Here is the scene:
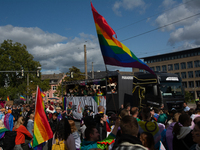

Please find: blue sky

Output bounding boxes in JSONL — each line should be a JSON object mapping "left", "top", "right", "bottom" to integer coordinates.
{"left": 0, "top": 0, "right": 200, "bottom": 74}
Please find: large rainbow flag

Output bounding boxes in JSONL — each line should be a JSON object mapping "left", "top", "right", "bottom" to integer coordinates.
{"left": 6, "top": 96, "right": 9, "bottom": 101}
{"left": 91, "top": 2, "right": 155, "bottom": 75}
{"left": 32, "top": 86, "right": 53, "bottom": 147}
{"left": 20, "top": 95, "right": 26, "bottom": 101}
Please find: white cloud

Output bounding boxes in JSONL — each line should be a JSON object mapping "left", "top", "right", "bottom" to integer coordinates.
{"left": 0, "top": 25, "right": 108, "bottom": 74}
{"left": 112, "top": 0, "right": 146, "bottom": 16}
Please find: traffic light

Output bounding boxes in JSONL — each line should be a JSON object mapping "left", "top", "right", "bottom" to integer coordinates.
{"left": 37, "top": 70, "right": 40, "bottom": 77}
{"left": 70, "top": 72, "right": 73, "bottom": 78}
{"left": 21, "top": 70, "right": 24, "bottom": 77}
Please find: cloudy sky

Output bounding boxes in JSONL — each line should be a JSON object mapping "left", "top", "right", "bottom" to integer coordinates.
{"left": 0, "top": 0, "right": 200, "bottom": 74}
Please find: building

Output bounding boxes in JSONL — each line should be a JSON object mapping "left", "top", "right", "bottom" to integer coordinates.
{"left": 141, "top": 47, "right": 200, "bottom": 99}
{"left": 41, "top": 73, "right": 66, "bottom": 102}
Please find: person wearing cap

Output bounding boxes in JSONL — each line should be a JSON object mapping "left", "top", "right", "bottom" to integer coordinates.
{"left": 46, "top": 102, "right": 55, "bottom": 119}
{"left": 55, "top": 107, "right": 62, "bottom": 121}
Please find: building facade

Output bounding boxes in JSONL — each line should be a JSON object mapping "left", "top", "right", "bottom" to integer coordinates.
{"left": 41, "top": 73, "right": 66, "bottom": 102}
{"left": 141, "top": 47, "right": 200, "bottom": 99}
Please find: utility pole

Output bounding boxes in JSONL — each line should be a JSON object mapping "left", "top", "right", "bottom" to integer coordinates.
{"left": 84, "top": 44, "right": 88, "bottom": 79}
{"left": 92, "top": 62, "right": 94, "bottom": 79}
{"left": 27, "top": 73, "right": 29, "bottom": 104}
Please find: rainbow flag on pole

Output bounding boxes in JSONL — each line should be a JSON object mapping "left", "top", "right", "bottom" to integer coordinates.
{"left": 91, "top": 2, "right": 155, "bottom": 75}
{"left": 20, "top": 95, "right": 26, "bottom": 101}
{"left": 32, "top": 86, "right": 53, "bottom": 147}
{"left": 40, "top": 89, "right": 46, "bottom": 98}
{"left": 6, "top": 96, "right": 9, "bottom": 101}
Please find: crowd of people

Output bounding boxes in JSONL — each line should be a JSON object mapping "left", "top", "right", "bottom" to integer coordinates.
{"left": 0, "top": 100, "right": 199, "bottom": 150}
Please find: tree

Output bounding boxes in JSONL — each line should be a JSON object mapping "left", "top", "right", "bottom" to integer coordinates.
{"left": 0, "top": 40, "right": 50, "bottom": 100}
{"left": 55, "top": 66, "right": 85, "bottom": 97}
{"left": 185, "top": 91, "right": 193, "bottom": 102}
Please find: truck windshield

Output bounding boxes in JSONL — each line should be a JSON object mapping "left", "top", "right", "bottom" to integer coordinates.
{"left": 160, "top": 82, "right": 184, "bottom": 98}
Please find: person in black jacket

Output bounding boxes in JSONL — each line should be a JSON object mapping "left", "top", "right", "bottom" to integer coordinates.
{"left": 172, "top": 113, "right": 195, "bottom": 150}
{"left": 48, "top": 112, "right": 58, "bottom": 150}
{"left": 95, "top": 113, "right": 107, "bottom": 141}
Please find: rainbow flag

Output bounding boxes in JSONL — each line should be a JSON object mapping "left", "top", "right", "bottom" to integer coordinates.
{"left": 62, "top": 97, "right": 66, "bottom": 110}
{"left": 32, "top": 86, "right": 53, "bottom": 147}
{"left": 40, "top": 89, "right": 46, "bottom": 98}
{"left": 91, "top": 2, "right": 155, "bottom": 75}
{"left": 6, "top": 96, "right": 9, "bottom": 101}
{"left": 20, "top": 95, "right": 26, "bottom": 101}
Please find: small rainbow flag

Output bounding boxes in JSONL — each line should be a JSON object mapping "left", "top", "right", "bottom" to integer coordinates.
{"left": 20, "top": 95, "right": 26, "bottom": 101}
{"left": 32, "top": 86, "right": 53, "bottom": 147}
{"left": 40, "top": 89, "right": 46, "bottom": 98}
{"left": 62, "top": 97, "right": 66, "bottom": 110}
{"left": 6, "top": 96, "right": 9, "bottom": 101}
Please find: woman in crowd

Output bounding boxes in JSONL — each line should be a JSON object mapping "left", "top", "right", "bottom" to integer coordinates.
{"left": 140, "top": 132, "right": 155, "bottom": 150}
{"left": 52, "top": 118, "right": 76, "bottom": 150}
{"left": 190, "top": 119, "right": 200, "bottom": 150}
{"left": 172, "top": 113, "right": 195, "bottom": 150}
{"left": 13, "top": 116, "right": 33, "bottom": 150}
{"left": 95, "top": 113, "right": 107, "bottom": 141}
{"left": 68, "top": 120, "right": 81, "bottom": 150}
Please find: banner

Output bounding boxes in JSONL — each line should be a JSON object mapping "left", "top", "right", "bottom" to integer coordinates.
{"left": 66, "top": 96, "right": 106, "bottom": 120}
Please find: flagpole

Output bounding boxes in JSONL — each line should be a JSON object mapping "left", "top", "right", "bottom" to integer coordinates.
{"left": 105, "top": 64, "right": 117, "bottom": 114}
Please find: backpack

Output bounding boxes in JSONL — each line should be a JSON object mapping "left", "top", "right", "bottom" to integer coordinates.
{"left": 52, "top": 139, "right": 67, "bottom": 150}
{"left": 2, "top": 131, "right": 17, "bottom": 150}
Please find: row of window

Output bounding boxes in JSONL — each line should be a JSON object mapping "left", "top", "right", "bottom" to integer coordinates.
{"left": 174, "top": 70, "right": 200, "bottom": 79}
{"left": 182, "top": 80, "right": 200, "bottom": 88}
{"left": 150, "top": 60, "right": 200, "bottom": 71}
{"left": 145, "top": 51, "right": 200, "bottom": 63}
{"left": 46, "top": 93, "right": 57, "bottom": 98}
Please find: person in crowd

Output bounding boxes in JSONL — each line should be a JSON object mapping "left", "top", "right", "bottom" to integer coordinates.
{"left": 166, "top": 112, "right": 181, "bottom": 150}
{"left": 95, "top": 113, "right": 107, "bottom": 141}
{"left": 190, "top": 119, "right": 200, "bottom": 150}
{"left": 149, "top": 107, "right": 157, "bottom": 121}
{"left": 48, "top": 112, "right": 58, "bottom": 150}
{"left": 81, "top": 117, "right": 120, "bottom": 150}
{"left": 46, "top": 102, "right": 56, "bottom": 119}
{"left": 55, "top": 107, "right": 62, "bottom": 121}
{"left": 12, "top": 105, "right": 20, "bottom": 123}
{"left": 52, "top": 118, "right": 76, "bottom": 150}
{"left": 13, "top": 116, "right": 33, "bottom": 150}
{"left": 195, "top": 97, "right": 199, "bottom": 107}
{"left": 98, "top": 106, "right": 105, "bottom": 114}
{"left": 138, "top": 107, "right": 161, "bottom": 149}
{"left": 113, "top": 116, "right": 148, "bottom": 150}
{"left": 23, "top": 105, "right": 32, "bottom": 127}
{"left": 157, "top": 109, "right": 168, "bottom": 125}
{"left": 140, "top": 132, "right": 155, "bottom": 150}
{"left": 153, "top": 108, "right": 160, "bottom": 120}
{"left": 125, "top": 103, "right": 131, "bottom": 113}
{"left": 68, "top": 120, "right": 81, "bottom": 150}
{"left": 26, "top": 113, "right": 34, "bottom": 136}
{"left": 97, "top": 87, "right": 103, "bottom": 96}
{"left": 195, "top": 102, "right": 200, "bottom": 111}
{"left": 118, "top": 104, "right": 124, "bottom": 115}
{"left": 66, "top": 104, "right": 73, "bottom": 119}
{"left": 4, "top": 109, "right": 14, "bottom": 131}
{"left": 80, "top": 111, "right": 88, "bottom": 140}
{"left": 183, "top": 102, "right": 190, "bottom": 112}
{"left": 130, "top": 107, "right": 140, "bottom": 122}
{"left": 172, "top": 113, "right": 195, "bottom": 150}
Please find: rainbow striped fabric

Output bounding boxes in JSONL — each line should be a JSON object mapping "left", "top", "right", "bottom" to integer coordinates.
{"left": 40, "top": 89, "right": 46, "bottom": 98}
{"left": 62, "top": 97, "right": 66, "bottom": 110}
{"left": 32, "top": 86, "right": 53, "bottom": 147}
{"left": 20, "top": 95, "right": 26, "bottom": 101}
{"left": 91, "top": 2, "right": 155, "bottom": 75}
{"left": 6, "top": 96, "right": 9, "bottom": 101}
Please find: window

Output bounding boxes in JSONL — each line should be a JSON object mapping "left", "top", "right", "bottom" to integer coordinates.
{"left": 175, "top": 73, "right": 180, "bottom": 76}
{"left": 187, "top": 61, "right": 193, "bottom": 68}
{"left": 196, "top": 81, "right": 200, "bottom": 87}
{"left": 174, "top": 63, "right": 179, "bottom": 70}
{"left": 139, "top": 69, "right": 144, "bottom": 72}
{"left": 181, "top": 62, "right": 186, "bottom": 69}
{"left": 162, "top": 65, "right": 167, "bottom": 72}
{"left": 188, "top": 71, "right": 193, "bottom": 78}
{"left": 195, "top": 70, "right": 200, "bottom": 77}
{"left": 194, "top": 60, "right": 200, "bottom": 68}
{"left": 168, "top": 64, "right": 173, "bottom": 71}
{"left": 53, "top": 86, "right": 56, "bottom": 90}
{"left": 181, "top": 72, "right": 187, "bottom": 79}
{"left": 53, "top": 93, "right": 57, "bottom": 97}
{"left": 156, "top": 66, "right": 161, "bottom": 71}
{"left": 47, "top": 93, "right": 49, "bottom": 97}
{"left": 188, "top": 81, "right": 194, "bottom": 88}
{"left": 182, "top": 82, "right": 187, "bottom": 88}
{"left": 150, "top": 67, "right": 155, "bottom": 71}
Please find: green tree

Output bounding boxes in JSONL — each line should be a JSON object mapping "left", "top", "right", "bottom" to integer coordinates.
{"left": 0, "top": 40, "right": 50, "bottom": 100}
{"left": 55, "top": 66, "right": 85, "bottom": 97}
